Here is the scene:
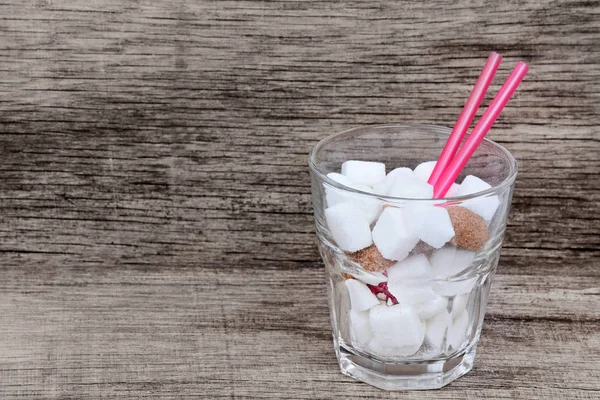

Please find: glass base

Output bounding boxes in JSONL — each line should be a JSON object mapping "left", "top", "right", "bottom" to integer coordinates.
{"left": 337, "top": 343, "right": 476, "bottom": 390}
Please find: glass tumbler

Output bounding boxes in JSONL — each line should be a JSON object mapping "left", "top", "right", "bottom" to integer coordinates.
{"left": 308, "top": 124, "right": 517, "bottom": 390}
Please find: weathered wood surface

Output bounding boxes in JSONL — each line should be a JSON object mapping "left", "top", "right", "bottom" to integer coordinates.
{"left": 0, "top": 0, "right": 599, "bottom": 398}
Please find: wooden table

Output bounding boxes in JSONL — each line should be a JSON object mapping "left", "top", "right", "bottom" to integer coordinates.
{"left": 1, "top": 1, "right": 598, "bottom": 398}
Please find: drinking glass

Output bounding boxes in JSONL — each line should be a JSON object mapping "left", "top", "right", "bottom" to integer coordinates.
{"left": 309, "top": 124, "right": 517, "bottom": 390}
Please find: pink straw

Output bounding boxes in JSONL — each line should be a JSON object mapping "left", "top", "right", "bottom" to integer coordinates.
{"left": 434, "top": 61, "right": 529, "bottom": 198}
{"left": 428, "top": 52, "right": 502, "bottom": 186}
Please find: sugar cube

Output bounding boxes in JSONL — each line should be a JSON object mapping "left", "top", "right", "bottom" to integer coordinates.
{"left": 457, "top": 175, "right": 500, "bottom": 221}
{"left": 451, "top": 293, "right": 470, "bottom": 318}
{"left": 403, "top": 206, "right": 455, "bottom": 249}
{"left": 430, "top": 246, "right": 478, "bottom": 296}
{"left": 369, "top": 304, "right": 424, "bottom": 348}
{"left": 430, "top": 246, "right": 476, "bottom": 278}
{"left": 446, "top": 183, "right": 461, "bottom": 198}
{"left": 372, "top": 208, "right": 419, "bottom": 261}
{"left": 387, "top": 172, "right": 434, "bottom": 199}
{"left": 345, "top": 279, "right": 380, "bottom": 311}
{"left": 372, "top": 181, "right": 389, "bottom": 196}
{"left": 425, "top": 310, "right": 452, "bottom": 349}
{"left": 325, "top": 173, "right": 382, "bottom": 224}
{"left": 387, "top": 281, "right": 447, "bottom": 319}
{"left": 417, "top": 296, "right": 449, "bottom": 320}
{"left": 341, "top": 160, "right": 386, "bottom": 187}
{"left": 347, "top": 244, "right": 395, "bottom": 272}
{"left": 434, "top": 278, "right": 477, "bottom": 297}
{"left": 387, "top": 282, "right": 437, "bottom": 307}
{"left": 413, "top": 161, "right": 437, "bottom": 182}
{"left": 349, "top": 309, "right": 373, "bottom": 348}
{"left": 325, "top": 203, "right": 373, "bottom": 252}
{"left": 447, "top": 311, "right": 470, "bottom": 351}
{"left": 346, "top": 270, "right": 388, "bottom": 286}
{"left": 324, "top": 173, "right": 355, "bottom": 207}
{"left": 383, "top": 167, "right": 413, "bottom": 187}
{"left": 387, "top": 254, "right": 434, "bottom": 283}
{"left": 367, "top": 338, "right": 421, "bottom": 358}
{"left": 326, "top": 172, "right": 354, "bottom": 187}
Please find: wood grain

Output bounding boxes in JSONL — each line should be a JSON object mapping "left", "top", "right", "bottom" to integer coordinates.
{"left": 0, "top": 0, "right": 599, "bottom": 398}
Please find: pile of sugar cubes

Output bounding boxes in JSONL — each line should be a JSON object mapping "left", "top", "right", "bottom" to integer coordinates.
{"left": 323, "top": 160, "right": 500, "bottom": 357}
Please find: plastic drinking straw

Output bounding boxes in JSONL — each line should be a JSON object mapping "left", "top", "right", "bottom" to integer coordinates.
{"left": 428, "top": 52, "right": 503, "bottom": 187}
{"left": 434, "top": 61, "right": 529, "bottom": 198}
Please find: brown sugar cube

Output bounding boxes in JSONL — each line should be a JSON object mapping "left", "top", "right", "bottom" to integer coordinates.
{"left": 347, "top": 244, "right": 395, "bottom": 272}
{"left": 447, "top": 206, "right": 489, "bottom": 251}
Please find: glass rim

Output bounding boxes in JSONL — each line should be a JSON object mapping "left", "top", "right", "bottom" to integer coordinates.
{"left": 308, "top": 123, "right": 518, "bottom": 203}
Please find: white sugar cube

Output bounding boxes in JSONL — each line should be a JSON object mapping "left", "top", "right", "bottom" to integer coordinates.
{"left": 417, "top": 296, "right": 449, "bottom": 320}
{"left": 403, "top": 206, "right": 455, "bottom": 249}
{"left": 372, "top": 181, "right": 389, "bottom": 196}
{"left": 325, "top": 203, "right": 373, "bottom": 252}
{"left": 367, "top": 338, "right": 421, "bottom": 358}
{"left": 430, "top": 247, "right": 478, "bottom": 296}
{"left": 430, "top": 246, "right": 476, "bottom": 278}
{"left": 446, "top": 183, "right": 461, "bottom": 198}
{"left": 388, "top": 281, "right": 448, "bottom": 319}
{"left": 326, "top": 172, "right": 354, "bottom": 187}
{"left": 387, "top": 254, "right": 434, "bottom": 283}
{"left": 447, "top": 311, "right": 470, "bottom": 351}
{"left": 457, "top": 175, "right": 500, "bottom": 221}
{"left": 367, "top": 338, "right": 421, "bottom": 359}
{"left": 425, "top": 310, "right": 452, "bottom": 349}
{"left": 372, "top": 208, "right": 419, "bottom": 261}
{"left": 369, "top": 304, "right": 424, "bottom": 348}
{"left": 324, "top": 173, "right": 382, "bottom": 224}
{"left": 324, "top": 173, "right": 355, "bottom": 208}
{"left": 346, "top": 270, "right": 388, "bottom": 286}
{"left": 459, "top": 175, "right": 491, "bottom": 193}
{"left": 387, "top": 282, "right": 437, "bottom": 307}
{"left": 345, "top": 279, "right": 380, "bottom": 311}
{"left": 344, "top": 186, "right": 382, "bottom": 224}
{"left": 324, "top": 174, "right": 349, "bottom": 206}
{"left": 365, "top": 338, "right": 388, "bottom": 358}
{"left": 411, "top": 161, "right": 460, "bottom": 198}
{"left": 341, "top": 160, "right": 386, "bottom": 187}
{"left": 451, "top": 293, "right": 470, "bottom": 318}
{"left": 392, "top": 343, "right": 422, "bottom": 357}
{"left": 387, "top": 172, "right": 434, "bottom": 199}
{"left": 349, "top": 309, "right": 373, "bottom": 348}
{"left": 383, "top": 167, "right": 414, "bottom": 186}
{"left": 434, "top": 278, "right": 477, "bottom": 297}
{"left": 413, "top": 161, "right": 437, "bottom": 183}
